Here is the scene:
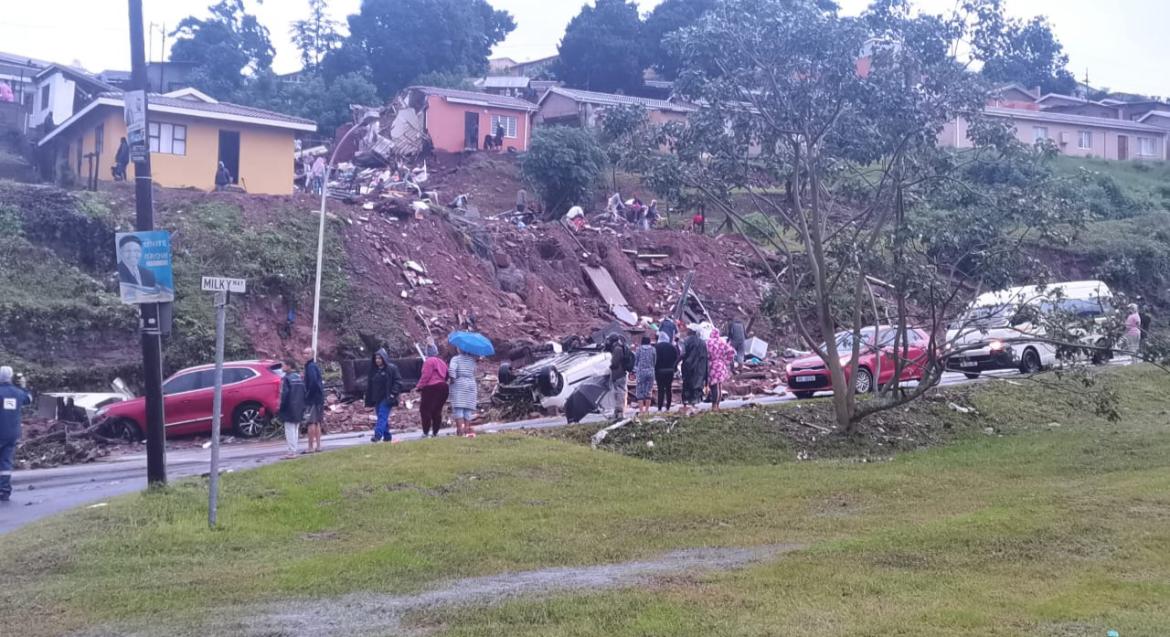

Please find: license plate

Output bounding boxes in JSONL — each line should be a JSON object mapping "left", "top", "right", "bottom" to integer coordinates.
{"left": 795, "top": 375, "right": 816, "bottom": 382}
{"left": 958, "top": 360, "right": 977, "bottom": 367}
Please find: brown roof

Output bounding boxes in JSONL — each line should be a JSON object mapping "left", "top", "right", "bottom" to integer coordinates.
{"left": 139, "top": 93, "right": 317, "bottom": 127}
{"left": 409, "top": 86, "right": 538, "bottom": 112}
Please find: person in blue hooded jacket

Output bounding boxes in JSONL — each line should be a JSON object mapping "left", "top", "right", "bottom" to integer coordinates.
{"left": 365, "top": 349, "right": 402, "bottom": 443}
{"left": 0, "top": 366, "right": 32, "bottom": 502}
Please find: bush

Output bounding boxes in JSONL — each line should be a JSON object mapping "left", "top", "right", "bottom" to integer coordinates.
{"left": 521, "top": 126, "right": 607, "bottom": 215}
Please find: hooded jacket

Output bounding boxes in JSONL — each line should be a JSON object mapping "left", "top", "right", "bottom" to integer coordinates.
{"left": 365, "top": 349, "right": 402, "bottom": 407}
{"left": 0, "top": 381, "right": 32, "bottom": 440}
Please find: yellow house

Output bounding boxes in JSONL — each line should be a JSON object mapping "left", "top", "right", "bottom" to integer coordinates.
{"left": 37, "top": 88, "right": 316, "bottom": 195}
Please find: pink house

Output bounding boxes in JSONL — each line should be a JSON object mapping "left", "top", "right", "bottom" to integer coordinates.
{"left": 404, "top": 86, "right": 537, "bottom": 153}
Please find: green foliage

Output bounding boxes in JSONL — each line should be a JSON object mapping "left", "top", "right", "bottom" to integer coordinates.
{"left": 170, "top": 0, "right": 276, "bottom": 99}
{"left": 1052, "top": 156, "right": 1170, "bottom": 217}
{"left": 521, "top": 126, "right": 608, "bottom": 215}
{"left": 599, "top": 104, "right": 657, "bottom": 190}
{"left": 340, "top": 0, "right": 515, "bottom": 99}
{"left": 241, "top": 70, "right": 379, "bottom": 136}
{"left": 975, "top": 13, "right": 1078, "bottom": 96}
{"left": 643, "top": 0, "right": 717, "bottom": 79}
{"left": 555, "top": 0, "right": 647, "bottom": 93}
{"left": 289, "top": 0, "right": 342, "bottom": 71}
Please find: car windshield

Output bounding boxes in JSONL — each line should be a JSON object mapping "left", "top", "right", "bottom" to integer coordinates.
{"left": 955, "top": 305, "right": 1014, "bottom": 329}
{"left": 1038, "top": 298, "right": 1113, "bottom": 318}
{"left": 832, "top": 328, "right": 878, "bottom": 352}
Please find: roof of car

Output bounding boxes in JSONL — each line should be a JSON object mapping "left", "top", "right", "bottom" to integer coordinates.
{"left": 179, "top": 360, "right": 282, "bottom": 373}
{"left": 971, "top": 280, "right": 1111, "bottom": 307}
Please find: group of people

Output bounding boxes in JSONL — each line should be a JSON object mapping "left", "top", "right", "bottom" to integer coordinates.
{"left": 608, "top": 317, "right": 748, "bottom": 418}
{"left": 606, "top": 193, "right": 661, "bottom": 230}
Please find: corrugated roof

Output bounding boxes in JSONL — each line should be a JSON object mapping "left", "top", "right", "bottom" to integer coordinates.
{"left": 477, "top": 76, "right": 530, "bottom": 89}
{"left": 409, "top": 86, "right": 537, "bottom": 112}
{"left": 542, "top": 86, "right": 695, "bottom": 112}
{"left": 139, "top": 93, "right": 317, "bottom": 127}
{"left": 985, "top": 106, "right": 1167, "bottom": 134}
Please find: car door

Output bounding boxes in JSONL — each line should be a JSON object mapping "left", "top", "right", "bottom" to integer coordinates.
{"left": 163, "top": 370, "right": 214, "bottom": 436}
{"left": 877, "top": 329, "right": 927, "bottom": 384}
{"left": 218, "top": 367, "right": 259, "bottom": 425}
{"left": 162, "top": 371, "right": 200, "bottom": 433}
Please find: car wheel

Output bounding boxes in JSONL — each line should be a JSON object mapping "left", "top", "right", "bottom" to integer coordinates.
{"left": 854, "top": 368, "right": 874, "bottom": 394}
{"left": 963, "top": 372, "right": 980, "bottom": 380}
{"left": 1019, "top": 348, "right": 1042, "bottom": 375}
{"left": 793, "top": 391, "right": 814, "bottom": 400}
{"left": 233, "top": 402, "right": 268, "bottom": 438}
{"left": 104, "top": 417, "right": 142, "bottom": 442}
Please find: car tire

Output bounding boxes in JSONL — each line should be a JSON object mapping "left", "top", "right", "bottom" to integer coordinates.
{"left": 854, "top": 368, "right": 874, "bottom": 394}
{"left": 963, "top": 372, "right": 980, "bottom": 380}
{"left": 1019, "top": 348, "right": 1042, "bottom": 375}
{"left": 793, "top": 391, "right": 814, "bottom": 400}
{"left": 105, "top": 417, "right": 143, "bottom": 442}
{"left": 233, "top": 402, "right": 269, "bottom": 438}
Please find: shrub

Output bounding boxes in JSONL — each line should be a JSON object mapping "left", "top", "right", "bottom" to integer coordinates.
{"left": 521, "top": 126, "right": 607, "bottom": 215}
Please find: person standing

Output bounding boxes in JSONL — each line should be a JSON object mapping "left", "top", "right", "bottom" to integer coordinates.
{"left": 1125, "top": 303, "right": 1143, "bottom": 359}
{"left": 654, "top": 332, "right": 680, "bottom": 412}
{"left": 706, "top": 328, "right": 736, "bottom": 411}
{"left": 659, "top": 316, "right": 678, "bottom": 342}
{"left": 448, "top": 348, "right": 478, "bottom": 437}
{"left": 114, "top": 138, "right": 130, "bottom": 181}
{"left": 303, "top": 348, "right": 325, "bottom": 453}
{"left": 680, "top": 325, "right": 709, "bottom": 416}
{"left": 365, "top": 349, "right": 402, "bottom": 443}
{"left": 692, "top": 211, "right": 705, "bottom": 234}
{"left": 417, "top": 344, "right": 450, "bottom": 438}
{"left": 645, "top": 200, "right": 659, "bottom": 230}
{"left": 608, "top": 335, "right": 631, "bottom": 419}
{"left": 0, "top": 366, "right": 31, "bottom": 502}
{"left": 310, "top": 155, "right": 327, "bottom": 195}
{"left": 278, "top": 362, "right": 307, "bottom": 458}
{"left": 727, "top": 318, "right": 747, "bottom": 369}
{"left": 633, "top": 336, "right": 657, "bottom": 415}
{"left": 214, "top": 161, "right": 232, "bottom": 191}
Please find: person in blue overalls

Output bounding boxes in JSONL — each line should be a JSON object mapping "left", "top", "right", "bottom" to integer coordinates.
{"left": 1, "top": 366, "right": 32, "bottom": 502}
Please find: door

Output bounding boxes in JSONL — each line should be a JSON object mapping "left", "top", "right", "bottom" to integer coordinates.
{"left": 1117, "top": 135, "right": 1128, "bottom": 161}
{"left": 464, "top": 112, "right": 479, "bottom": 150}
{"left": 217, "top": 130, "right": 241, "bottom": 184}
{"left": 162, "top": 370, "right": 215, "bottom": 435}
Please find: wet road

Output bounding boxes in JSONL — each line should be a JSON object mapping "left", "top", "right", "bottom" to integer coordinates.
{"left": 0, "top": 365, "right": 1088, "bottom": 534}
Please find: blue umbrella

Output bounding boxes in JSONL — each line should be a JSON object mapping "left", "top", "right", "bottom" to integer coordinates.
{"left": 447, "top": 331, "right": 495, "bottom": 357}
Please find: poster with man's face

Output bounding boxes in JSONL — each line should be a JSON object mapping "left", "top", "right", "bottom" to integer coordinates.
{"left": 116, "top": 230, "right": 174, "bottom": 304}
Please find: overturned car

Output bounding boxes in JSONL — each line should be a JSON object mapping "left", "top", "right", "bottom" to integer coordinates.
{"left": 493, "top": 347, "right": 613, "bottom": 411}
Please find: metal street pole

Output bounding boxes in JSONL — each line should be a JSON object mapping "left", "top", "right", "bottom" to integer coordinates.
{"left": 130, "top": 0, "right": 167, "bottom": 485}
{"left": 310, "top": 116, "right": 377, "bottom": 358}
{"left": 208, "top": 291, "right": 227, "bottom": 528}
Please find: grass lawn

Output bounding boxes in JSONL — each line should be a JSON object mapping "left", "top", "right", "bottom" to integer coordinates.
{"left": 4, "top": 367, "right": 1170, "bottom": 636}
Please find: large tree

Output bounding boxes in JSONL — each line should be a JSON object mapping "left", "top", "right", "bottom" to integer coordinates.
{"left": 643, "top": 0, "right": 716, "bottom": 80}
{"left": 170, "top": 0, "right": 275, "bottom": 99}
{"left": 338, "top": 0, "right": 515, "bottom": 99}
{"left": 658, "top": 0, "right": 1099, "bottom": 431}
{"left": 290, "top": 0, "right": 343, "bottom": 70}
{"left": 978, "top": 14, "right": 1078, "bottom": 95}
{"left": 555, "top": 0, "right": 646, "bottom": 93}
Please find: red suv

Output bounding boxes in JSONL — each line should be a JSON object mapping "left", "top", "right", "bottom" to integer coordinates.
{"left": 96, "top": 360, "right": 284, "bottom": 440}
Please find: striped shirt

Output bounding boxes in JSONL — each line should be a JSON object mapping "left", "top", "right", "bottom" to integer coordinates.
{"left": 448, "top": 354, "right": 478, "bottom": 410}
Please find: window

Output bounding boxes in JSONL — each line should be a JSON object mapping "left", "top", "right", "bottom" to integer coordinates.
{"left": 40, "top": 85, "right": 49, "bottom": 110}
{"left": 1138, "top": 136, "right": 1157, "bottom": 157}
{"left": 491, "top": 114, "right": 518, "bottom": 139}
{"left": 1078, "top": 131, "right": 1092, "bottom": 150}
{"left": 148, "top": 122, "right": 187, "bottom": 155}
{"left": 163, "top": 372, "right": 201, "bottom": 395}
{"left": 221, "top": 368, "right": 258, "bottom": 385}
{"left": 1032, "top": 126, "right": 1049, "bottom": 142}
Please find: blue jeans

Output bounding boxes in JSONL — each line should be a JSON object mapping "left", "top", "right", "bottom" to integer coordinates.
{"left": 373, "top": 399, "right": 393, "bottom": 441}
{"left": 0, "top": 436, "right": 16, "bottom": 498}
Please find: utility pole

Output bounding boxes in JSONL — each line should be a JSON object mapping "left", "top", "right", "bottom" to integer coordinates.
{"left": 130, "top": 0, "right": 167, "bottom": 485}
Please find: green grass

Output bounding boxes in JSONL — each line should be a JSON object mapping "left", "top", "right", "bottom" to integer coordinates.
{"left": 3, "top": 367, "right": 1170, "bottom": 636}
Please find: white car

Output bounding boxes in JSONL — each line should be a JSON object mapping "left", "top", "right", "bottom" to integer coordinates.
{"left": 493, "top": 348, "right": 614, "bottom": 410}
{"left": 945, "top": 280, "right": 1114, "bottom": 377}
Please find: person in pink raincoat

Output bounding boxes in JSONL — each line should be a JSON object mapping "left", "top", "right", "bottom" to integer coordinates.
{"left": 706, "top": 328, "right": 736, "bottom": 410}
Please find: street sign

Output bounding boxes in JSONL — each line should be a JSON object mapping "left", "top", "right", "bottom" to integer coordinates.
{"left": 124, "top": 89, "right": 148, "bottom": 163}
{"left": 201, "top": 276, "right": 247, "bottom": 294}
{"left": 116, "top": 230, "right": 175, "bottom": 305}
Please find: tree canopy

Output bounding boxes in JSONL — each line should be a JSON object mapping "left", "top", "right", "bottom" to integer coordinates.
{"left": 978, "top": 14, "right": 1078, "bottom": 95}
{"left": 555, "top": 0, "right": 647, "bottom": 94}
{"left": 290, "top": 0, "right": 343, "bottom": 70}
{"left": 170, "top": 0, "right": 275, "bottom": 99}
{"left": 521, "top": 127, "right": 608, "bottom": 215}
{"left": 337, "top": 0, "right": 515, "bottom": 99}
{"left": 643, "top": 0, "right": 716, "bottom": 80}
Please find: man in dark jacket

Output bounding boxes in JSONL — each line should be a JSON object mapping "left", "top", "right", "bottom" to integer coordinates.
{"left": 365, "top": 348, "right": 402, "bottom": 442}
{"left": 680, "top": 325, "right": 709, "bottom": 416}
{"left": 214, "top": 161, "right": 232, "bottom": 191}
{"left": 659, "top": 316, "right": 678, "bottom": 342}
{"left": 114, "top": 137, "right": 130, "bottom": 181}
{"left": 279, "top": 362, "right": 307, "bottom": 458}
{"left": 303, "top": 348, "right": 326, "bottom": 453}
{"left": 654, "top": 333, "right": 680, "bottom": 412}
{"left": 608, "top": 335, "right": 630, "bottom": 419}
{"left": 0, "top": 366, "right": 31, "bottom": 501}
{"left": 727, "top": 318, "right": 747, "bottom": 369}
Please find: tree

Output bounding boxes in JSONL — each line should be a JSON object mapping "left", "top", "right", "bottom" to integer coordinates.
{"left": 658, "top": 0, "right": 1099, "bottom": 432}
{"left": 598, "top": 104, "right": 656, "bottom": 191}
{"left": 170, "top": 0, "right": 275, "bottom": 99}
{"left": 521, "top": 127, "right": 608, "bottom": 215}
{"left": 244, "top": 71, "right": 379, "bottom": 136}
{"left": 978, "top": 14, "right": 1077, "bottom": 95}
{"left": 291, "top": 0, "right": 343, "bottom": 70}
{"left": 643, "top": 0, "right": 716, "bottom": 80}
{"left": 339, "top": 0, "right": 515, "bottom": 99}
{"left": 555, "top": 0, "right": 646, "bottom": 93}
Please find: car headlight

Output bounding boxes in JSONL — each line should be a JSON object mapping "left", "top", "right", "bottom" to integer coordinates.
{"left": 988, "top": 340, "right": 1005, "bottom": 352}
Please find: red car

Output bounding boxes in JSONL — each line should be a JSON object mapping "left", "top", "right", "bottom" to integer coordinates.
{"left": 96, "top": 360, "right": 284, "bottom": 440}
{"left": 786, "top": 327, "right": 930, "bottom": 399}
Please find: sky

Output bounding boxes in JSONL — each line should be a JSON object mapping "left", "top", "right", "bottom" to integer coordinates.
{"left": 1, "top": 0, "right": 1166, "bottom": 97}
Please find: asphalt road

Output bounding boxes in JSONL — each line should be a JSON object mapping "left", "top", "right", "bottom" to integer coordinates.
{"left": 0, "top": 365, "right": 1098, "bottom": 535}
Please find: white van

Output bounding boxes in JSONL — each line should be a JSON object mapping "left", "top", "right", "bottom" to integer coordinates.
{"left": 945, "top": 280, "right": 1114, "bottom": 377}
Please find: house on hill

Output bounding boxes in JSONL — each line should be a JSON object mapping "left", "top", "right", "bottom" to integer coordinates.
{"left": 37, "top": 87, "right": 316, "bottom": 194}
{"left": 536, "top": 86, "right": 696, "bottom": 128}
{"left": 402, "top": 86, "right": 537, "bottom": 153}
